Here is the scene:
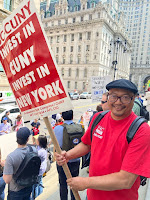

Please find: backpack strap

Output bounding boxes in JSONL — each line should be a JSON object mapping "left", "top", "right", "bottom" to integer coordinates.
{"left": 27, "top": 145, "right": 34, "bottom": 152}
{"left": 134, "top": 101, "right": 141, "bottom": 107}
{"left": 90, "top": 110, "right": 109, "bottom": 141}
{"left": 126, "top": 116, "right": 147, "bottom": 143}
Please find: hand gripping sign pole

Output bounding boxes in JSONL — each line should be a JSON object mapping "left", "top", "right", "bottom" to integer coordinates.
{"left": 43, "top": 117, "right": 81, "bottom": 200}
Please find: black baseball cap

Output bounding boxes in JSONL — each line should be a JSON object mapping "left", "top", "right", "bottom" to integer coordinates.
{"left": 16, "top": 127, "right": 31, "bottom": 141}
{"left": 106, "top": 79, "right": 138, "bottom": 94}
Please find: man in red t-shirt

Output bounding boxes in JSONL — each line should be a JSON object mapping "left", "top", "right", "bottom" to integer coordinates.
{"left": 55, "top": 79, "right": 150, "bottom": 200}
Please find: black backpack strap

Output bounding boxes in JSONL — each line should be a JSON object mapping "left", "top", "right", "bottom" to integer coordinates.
{"left": 27, "top": 145, "right": 34, "bottom": 152}
{"left": 90, "top": 110, "right": 109, "bottom": 141}
{"left": 134, "top": 101, "right": 141, "bottom": 107}
{"left": 127, "top": 116, "right": 147, "bottom": 143}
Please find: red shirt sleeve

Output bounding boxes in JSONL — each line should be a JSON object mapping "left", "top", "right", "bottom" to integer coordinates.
{"left": 121, "top": 123, "right": 150, "bottom": 178}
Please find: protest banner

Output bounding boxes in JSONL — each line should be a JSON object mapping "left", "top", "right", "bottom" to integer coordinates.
{"left": 0, "top": 0, "right": 80, "bottom": 199}
{"left": 0, "top": 0, "right": 73, "bottom": 121}
{"left": 91, "top": 76, "right": 111, "bottom": 102}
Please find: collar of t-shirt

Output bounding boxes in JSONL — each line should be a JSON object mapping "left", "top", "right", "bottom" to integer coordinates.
{"left": 63, "top": 120, "right": 73, "bottom": 125}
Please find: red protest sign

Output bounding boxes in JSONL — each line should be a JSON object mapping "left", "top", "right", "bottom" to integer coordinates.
{"left": 0, "top": 0, "right": 73, "bottom": 121}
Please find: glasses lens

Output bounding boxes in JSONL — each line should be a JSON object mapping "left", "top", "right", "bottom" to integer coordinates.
{"left": 120, "top": 96, "right": 131, "bottom": 104}
{"left": 108, "top": 95, "right": 117, "bottom": 102}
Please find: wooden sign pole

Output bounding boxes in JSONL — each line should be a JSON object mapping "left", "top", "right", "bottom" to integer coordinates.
{"left": 43, "top": 117, "right": 81, "bottom": 200}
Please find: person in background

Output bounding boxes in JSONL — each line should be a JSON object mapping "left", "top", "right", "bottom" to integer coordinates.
{"left": 0, "top": 160, "right": 6, "bottom": 200}
{"left": 0, "top": 117, "right": 11, "bottom": 136}
{"left": 132, "top": 93, "right": 142, "bottom": 116}
{"left": 54, "top": 110, "right": 80, "bottom": 200}
{"left": 1, "top": 111, "right": 12, "bottom": 126}
{"left": 101, "top": 92, "right": 110, "bottom": 111}
{"left": 78, "top": 115, "right": 84, "bottom": 126}
{"left": 31, "top": 119, "right": 40, "bottom": 144}
{"left": 83, "top": 108, "right": 93, "bottom": 130}
{"left": 3, "top": 127, "right": 34, "bottom": 200}
{"left": 54, "top": 114, "right": 64, "bottom": 127}
{"left": 31, "top": 135, "right": 47, "bottom": 200}
{"left": 12, "top": 115, "right": 24, "bottom": 132}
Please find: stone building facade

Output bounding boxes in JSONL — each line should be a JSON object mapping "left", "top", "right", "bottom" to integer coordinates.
{"left": 41, "top": 0, "right": 131, "bottom": 92}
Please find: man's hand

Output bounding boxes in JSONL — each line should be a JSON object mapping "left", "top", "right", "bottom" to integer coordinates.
{"left": 0, "top": 160, "right": 5, "bottom": 167}
{"left": 67, "top": 177, "right": 88, "bottom": 191}
{"left": 54, "top": 151, "right": 69, "bottom": 166}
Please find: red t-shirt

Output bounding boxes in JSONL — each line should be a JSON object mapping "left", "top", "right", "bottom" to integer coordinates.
{"left": 81, "top": 111, "right": 150, "bottom": 200}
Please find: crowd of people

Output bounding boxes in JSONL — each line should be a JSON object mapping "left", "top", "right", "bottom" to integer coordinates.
{"left": 0, "top": 79, "right": 150, "bottom": 200}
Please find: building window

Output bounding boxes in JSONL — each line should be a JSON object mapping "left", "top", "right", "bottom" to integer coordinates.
{"left": 64, "top": 35, "right": 67, "bottom": 42}
{"left": 73, "top": 18, "right": 76, "bottom": 23}
{"left": 81, "top": 16, "right": 84, "bottom": 21}
{"left": 79, "top": 33, "right": 82, "bottom": 40}
{"left": 77, "top": 56, "right": 81, "bottom": 64}
{"left": 75, "top": 82, "right": 77, "bottom": 89}
{"left": 65, "top": 19, "right": 68, "bottom": 24}
{"left": 57, "top": 36, "right": 59, "bottom": 43}
{"left": 56, "top": 47, "right": 59, "bottom": 53}
{"left": 83, "top": 82, "right": 86, "bottom": 90}
{"left": 78, "top": 45, "right": 81, "bottom": 52}
{"left": 84, "top": 68, "right": 87, "bottom": 77}
{"left": 63, "top": 47, "right": 66, "bottom": 52}
{"left": 61, "top": 68, "right": 64, "bottom": 76}
{"left": 86, "top": 45, "right": 90, "bottom": 51}
{"left": 85, "top": 55, "right": 89, "bottom": 63}
{"left": 70, "top": 55, "right": 73, "bottom": 64}
{"left": 89, "top": 14, "right": 92, "bottom": 20}
{"left": 68, "top": 68, "right": 71, "bottom": 76}
{"left": 63, "top": 57, "right": 65, "bottom": 64}
{"left": 76, "top": 68, "right": 79, "bottom": 77}
{"left": 58, "top": 20, "right": 61, "bottom": 25}
{"left": 56, "top": 56, "right": 59, "bottom": 63}
{"left": 4, "top": 0, "right": 12, "bottom": 11}
{"left": 67, "top": 81, "right": 70, "bottom": 89}
{"left": 87, "top": 32, "right": 91, "bottom": 40}
{"left": 70, "top": 46, "right": 73, "bottom": 52}
{"left": 50, "top": 37, "right": 53, "bottom": 44}
{"left": 71, "top": 34, "right": 74, "bottom": 41}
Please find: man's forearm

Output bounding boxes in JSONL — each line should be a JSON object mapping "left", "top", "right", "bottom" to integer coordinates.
{"left": 67, "top": 142, "right": 90, "bottom": 160}
{"left": 84, "top": 170, "right": 138, "bottom": 191}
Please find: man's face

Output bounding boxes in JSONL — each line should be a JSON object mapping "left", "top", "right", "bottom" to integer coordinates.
{"left": 108, "top": 88, "right": 135, "bottom": 120}
{"left": 6, "top": 112, "right": 10, "bottom": 116}
{"left": 101, "top": 94, "right": 109, "bottom": 111}
{"left": 3, "top": 120, "right": 7, "bottom": 124}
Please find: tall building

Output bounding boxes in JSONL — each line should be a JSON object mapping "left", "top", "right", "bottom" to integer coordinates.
{"left": 119, "top": 0, "right": 150, "bottom": 93}
{"left": 40, "top": 0, "right": 131, "bottom": 92}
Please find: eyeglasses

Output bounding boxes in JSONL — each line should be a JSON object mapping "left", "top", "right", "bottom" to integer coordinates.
{"left": 101, "top": 101, "right": 107, "bottom": 104}
{"left": 108, "top": 94, "right": 133, "bottom": 104}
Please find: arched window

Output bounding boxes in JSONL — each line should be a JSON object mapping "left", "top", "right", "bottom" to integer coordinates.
{"left": 68, "top": 68, "right": 71, "bottom": 77}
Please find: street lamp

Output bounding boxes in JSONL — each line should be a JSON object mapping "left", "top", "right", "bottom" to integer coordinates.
{"left": 109, "top": 38, "right": 127, "bottom": 80}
